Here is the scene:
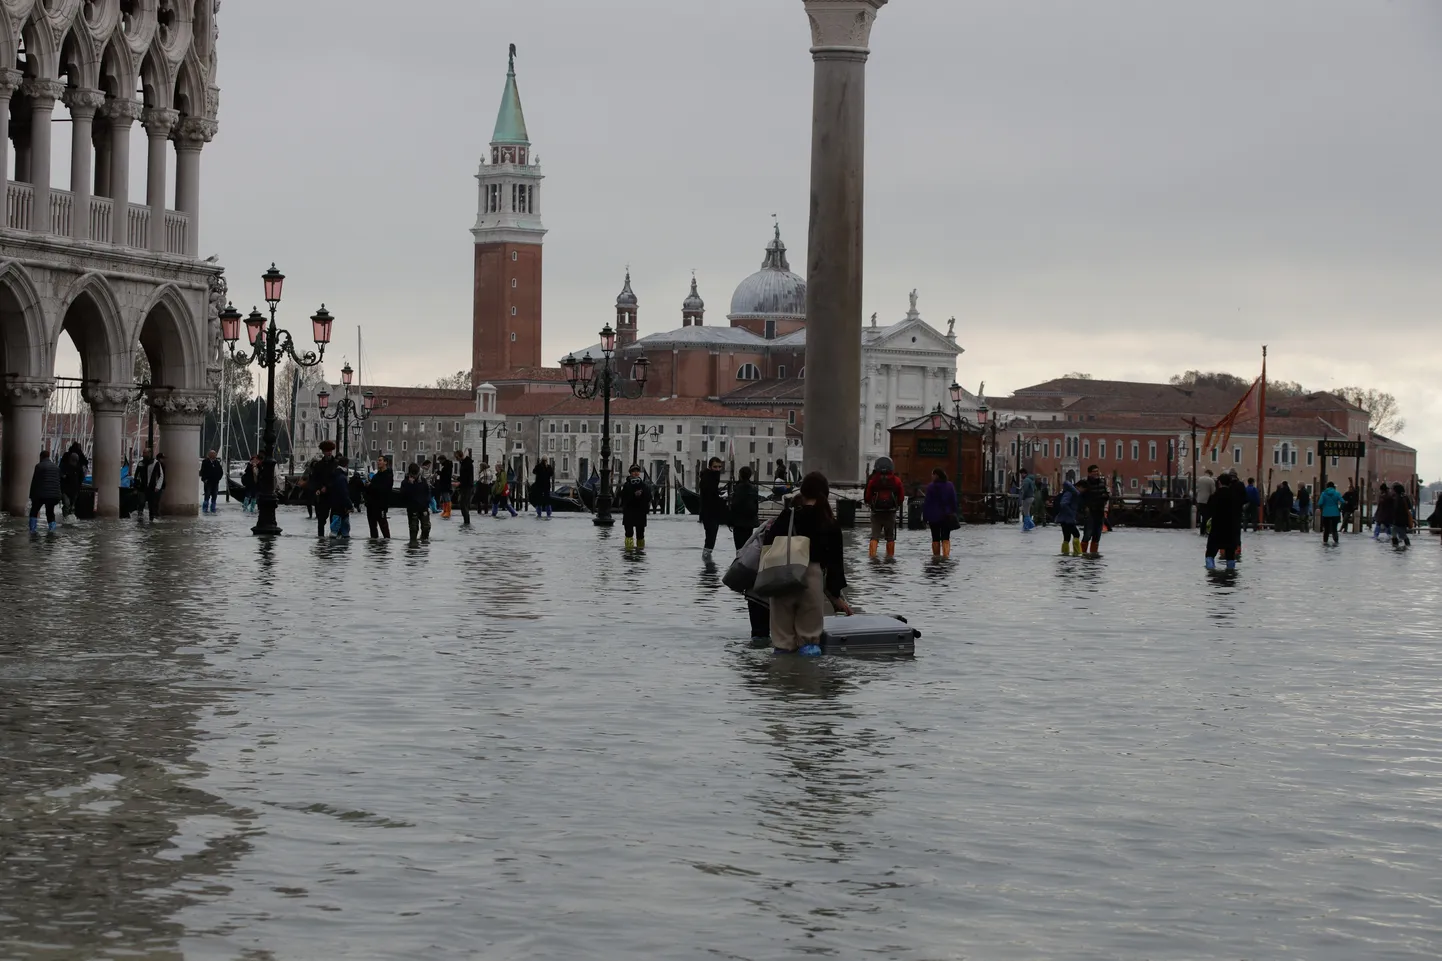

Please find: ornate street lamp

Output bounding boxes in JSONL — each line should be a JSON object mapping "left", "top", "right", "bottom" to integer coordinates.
{"left": 221, "top": 264, "right": 331, "bottom": 536}
{"left": 316, "top": 361, "right": 374, "bottom": 460}
{"left": 949, "top": 380, "right": 967, "bottom": 488}
{"left": 476, "top": 420, "right": 508, "bottom": 466}
{"left": 564, "top": 323, "right": 648, "bottom": 527}
{"left": 632, "top": 422, "right": 662, "bottom": 470}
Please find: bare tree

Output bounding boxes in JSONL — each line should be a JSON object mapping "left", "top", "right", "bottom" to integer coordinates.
{"left": 428, "top": 369, "right": 472, "bottom": 391}
{"left": 274, "top": 358, "right": 327, "bottom": 417}
{"left": 1334, "top": 386, "right": 1405, "bottom": 436}
{"left": 1063, "top": 371, "right": 1094, "bottom": 380}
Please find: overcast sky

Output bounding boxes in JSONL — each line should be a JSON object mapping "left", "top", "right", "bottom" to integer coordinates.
{"left": 181, "top": 0, "right": 1442, "bottom": 476}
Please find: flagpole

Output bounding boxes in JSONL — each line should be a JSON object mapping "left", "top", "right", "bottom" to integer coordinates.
{"left": 1256, "top": 345, "right": 1267, "bottom": 528}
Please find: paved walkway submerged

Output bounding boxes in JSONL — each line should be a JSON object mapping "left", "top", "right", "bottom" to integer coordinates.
{"left": 2, "top": 508, "right": 1440, "bottom": 960}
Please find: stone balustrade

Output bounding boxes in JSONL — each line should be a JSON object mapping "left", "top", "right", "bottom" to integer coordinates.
{"left": 3, "top": 182, "right": 189, "bottom": 256}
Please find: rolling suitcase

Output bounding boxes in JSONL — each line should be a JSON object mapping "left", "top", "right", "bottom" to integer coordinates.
{"left": 820, "top": 614, "right": 918, "bottom": 656}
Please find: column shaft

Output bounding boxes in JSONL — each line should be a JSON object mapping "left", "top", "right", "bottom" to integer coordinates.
{"left": 157, "top": 418, "right": 203, "bottom": 515}
{"left": 105, "top": 100, "right": 141, "bottom": 246}
{"left": 175, "top": 142, "right": 202, "bottom": 256}
{"left": 65, "top": 90, "right": 104, "bottom": 241}
{"left": 143, "top": 108, "right": 177, "bottom": 252}
{"left": 800, "top": 0, "right": 882, "bottom": 484}
{"left": 2, "top": 400, "right": 46, "bottom": 516}
{"left": 91, "top": 407, "right": 125, "bottom": 517}
{"left": 23, "top": 80, "right": 63, "bottom": 235}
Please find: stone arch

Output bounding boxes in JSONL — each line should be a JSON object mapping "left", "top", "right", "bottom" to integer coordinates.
{"left": 134, "top": 283, "right": 201, "bottom": 389}
{"left": 172, "top": 44, "right": 203, "bottom": 116}
{"left": 0, "top": 13, "right": 20, "bottom": 68}
{"left": 0, "top": 260, "right": 51, "bottom": 378}
{"left": 19, "top": 11, "right": 60, "bottom": 79}
{"left": 99, "top": 32, "right": 136, "bottom": 99}
{"left": 58, "top": 21, "right": 100, "bottom": 89}
{"left": 137, "top": 42, "right": 173, "bottom": 107}
{"left": 56, "top": 272, "right": 126, "bottom": 384}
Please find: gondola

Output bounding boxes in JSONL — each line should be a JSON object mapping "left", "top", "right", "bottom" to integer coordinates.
{"left": 676, "top": 484, "right": 700, "bottom": 516}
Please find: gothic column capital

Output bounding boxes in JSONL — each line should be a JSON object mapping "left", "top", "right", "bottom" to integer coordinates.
{"left": 0, "top": 68, "right": 23, "bottom": 100}
{"left": 173, "top": 116, "right": 218, "bottom": 148}
{"left": 3, "top": 377, "right": 55, "bottom": 408}
{"left": 142, "top": 106, "right": 180, "bottom": 137}
{"left": 62, "top": 87, "right": 108, "bottom": 119}
{"left": 803, "top": 0, "right": 887, "bottom": 54}
{"left": 153, "top": 389, "right": 213, "bottom": 425}
{"left": 102, "top": 98, "right": 145, "bottom": 126}
{"left": 20, "top": 78, "right": 65, "bottom": 107}
{"left": 82, "top": 382, "right": 135, "bottom": 412}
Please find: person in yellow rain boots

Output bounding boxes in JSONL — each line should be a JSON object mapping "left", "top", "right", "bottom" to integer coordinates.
{"left": 865, "top": 456, "right": 905, "bottom": 558}
{"left": 619, "top": 463, "right": 652, "bottom": 550}
{"left": 922, "top": 467, "right": 959, "bottom": 558}
{"left": 1055, "top": 470, "right": 1082, "bottom": 555}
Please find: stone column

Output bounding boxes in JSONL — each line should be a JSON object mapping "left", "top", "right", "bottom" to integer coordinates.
{"left": 2, "top": 378, "right": 53, "bottom": 516}
{"left": 21, "top": 78, "right": 64, "bottom": 235}
{"left": 83, "top": 383, "right": 131, "bottom": 518}
{"left": 0, "top": 69, "right": 21, "bottom": 227}
{"left": 104, "top": 98, "right": 142, "bottom": 245}
{"left": 143, "top": 107, "right": 178, "bottom": 252}
{"left": 64, "top": 87, "right": 106, "bottom": 241}
{"left": 800, "top": 0, "right": 886, "bottom": 483}
{"left": 173, "top": 117, "right": 216, "bottom": 258}
{"left": 155, "top": 390, "right": 210, "bottom": 515}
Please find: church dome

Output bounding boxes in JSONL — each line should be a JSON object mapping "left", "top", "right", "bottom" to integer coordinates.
{"left": 682, "top": 276, "right": 705, "bottom": 313}
{"left": 729, "top": 225, "right": 806, "bottom": 319}
{"left": 616, "top": 270, "right": 637, "bottom": 308}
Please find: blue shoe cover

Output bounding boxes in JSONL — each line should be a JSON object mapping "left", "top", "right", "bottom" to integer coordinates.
{"left": 1225, "top": 560, "right": 1237, "bottom": 571}
{"left": 1204, "top": 557, "right": 1215, "bottom": 570}
{"left": 798, "top": 644, "right": 823, "bottom": 657}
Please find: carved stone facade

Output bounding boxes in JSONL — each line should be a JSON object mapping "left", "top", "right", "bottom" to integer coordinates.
{"left": 0, "top": 0, "right": 225, "bottom": 518}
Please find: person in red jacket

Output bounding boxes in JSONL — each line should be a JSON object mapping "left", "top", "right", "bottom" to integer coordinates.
{"left": 864, "top": 456, "right": 906, "bottom": 558}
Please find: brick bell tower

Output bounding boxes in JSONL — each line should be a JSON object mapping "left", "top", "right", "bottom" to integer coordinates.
{"left": 472, "top": 44, "right": 546, "bottom": 384}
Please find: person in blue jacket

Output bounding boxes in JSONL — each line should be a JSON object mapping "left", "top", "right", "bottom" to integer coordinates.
{"left": 1054, "top": 469, "right": 1082, "bottom": 555}
{"left": 1243, "top": 477, "right": 1262, "bottom": 531}
{"left": 1316, "top": 481, "right": 1343, "bottom": 546}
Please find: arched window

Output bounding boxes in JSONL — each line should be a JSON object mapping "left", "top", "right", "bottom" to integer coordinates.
{"left": 736, "top": 363, "right": 761, "bottom": 381}
{"left": 777, "top": 365, "right": 787, "bottom": 378}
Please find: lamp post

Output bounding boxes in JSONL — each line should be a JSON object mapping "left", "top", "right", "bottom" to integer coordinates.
{"left": 316, "top": 362, "right": 375, "bottom": 461}
{"left": 220, "top": 264, "right": 332, "bottom": 536}
{"left": 563, "top": 323, "right": 649, "bottom": 527}
{"left": 476, "top": 420, "right": 508, "bottom": 467}
{"left": 948, "top": 381, "right": 967, "bottom": 486}
{"left": 632, "top": 422, "right": 662, "bottom": 471}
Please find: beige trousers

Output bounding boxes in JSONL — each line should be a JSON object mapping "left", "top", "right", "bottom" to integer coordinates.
{"left": 770, "top": 562, "right": 826, "bottom": 650}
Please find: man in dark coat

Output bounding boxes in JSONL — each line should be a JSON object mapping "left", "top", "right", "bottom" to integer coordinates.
{"left": 199, "top": 449, "right": 224, "bottom": 513}
{"left": 1205, "top": 470, "right": 1246, "bottom": 570}
{"left": 29, "top": 450, "right": 62, "bottom": 533}
{"left": 329, "top": 456, "right": 354, "bottom": 538}
{"left": 532, "top": 457, "right": 554, "bottom": 518}
{"left": 456, "top": 448, "right": 475, "bottom": 525}
{"left": 58, "top": 449, "right": 82, "bottom": 517}
{"left": 728, "top": 465, "right": 761, "bottom": 551}
{"left": 308, "top": 442, "right": 337, "bottom": 538}
{"left": 365, "top": 455, "right": 394, "bottom": 539}
{"left": 698, "top": 456, "right": 727, "bottom": 555}
{"left": 1079, "top": 463, "right": 1111, "bottom": 557}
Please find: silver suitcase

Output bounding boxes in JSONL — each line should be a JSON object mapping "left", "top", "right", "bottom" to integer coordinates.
{"left": 820, "top": 614, "right": 919, "bottom": 656}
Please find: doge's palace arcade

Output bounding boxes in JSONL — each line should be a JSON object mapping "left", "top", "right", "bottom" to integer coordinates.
{"left": 0, "top": 0, "right": 223, "bottom": 517}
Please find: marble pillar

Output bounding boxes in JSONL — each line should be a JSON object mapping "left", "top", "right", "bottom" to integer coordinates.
{"left": 2, "top": 379, "right": 53, "bottom": 516}
{"left": 800, "top": 0, "right": 886, "bottom": 484}
{"left": 174, "top": 118, "right": 216, "bottom": 258}
{"left": 104, "top": 99, "right": 142, "bottom": 246}
{"left": 155, "top": 391, "right": 210, "bottom": 515}
{"left": 64, "top": 88, "right": 106, "bottom": 241}
{"left": 22, "top": 79, "right": 63, "bottom": 234}
{"left": 143, "top": 107, "right": 177, "bottom": 252}
{"left": 84, "top": 383, "right": 131, "bottom": 518}
{"left": 0, "top": 69, "right": 21, "bottom": 228}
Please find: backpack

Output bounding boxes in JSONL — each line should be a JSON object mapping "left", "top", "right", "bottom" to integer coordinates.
{"left": 871, "top": 476, "right": 898, "bottom": 512}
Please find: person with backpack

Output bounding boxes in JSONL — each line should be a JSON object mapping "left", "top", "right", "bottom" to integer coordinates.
{"left": 491, "top": 467, "right": 517, "bottom": 517}
{"left": 1054, "top": 469, "right": 1082, "bottom": 555}
{"left": 28, "top": 449, "right": 62, "bottom": 534}
{"left": 922, "top": 468, "right": 959, "bottom": 557}
{"left": 400, "top": 462, "right": 432, "bottom": 543}
{"left": 864, "top": 456, "right": 905, "bottom": 558}
{"left": 1316, "top": 480, "right": 1343, "bottom": 546}
{"left": 1390, "top": 482, "right": 1413, "bottom": 548}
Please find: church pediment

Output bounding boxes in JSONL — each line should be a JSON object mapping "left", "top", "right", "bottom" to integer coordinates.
{"left": 866, "top": 317, "right": 960, "bottom": 356}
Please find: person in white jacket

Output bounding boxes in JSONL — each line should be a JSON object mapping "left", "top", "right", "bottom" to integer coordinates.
{"left": 1195, "top": 468, "right": 1216, "bottom": 535}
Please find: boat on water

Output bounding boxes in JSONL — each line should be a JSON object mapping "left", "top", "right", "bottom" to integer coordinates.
{"left": 676, "top": 485, "right": 699, "bottom": 515}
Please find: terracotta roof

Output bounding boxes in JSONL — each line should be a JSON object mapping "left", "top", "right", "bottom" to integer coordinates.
{"left": 478, "top": 366, "right": 569, "bottom": 383}
{"left": 498, "top": 393, "right": 784, "bottom": 419}
{"left": 368, "top": 386, "right": 472, "bottom": 417}
{"left": 722, "top": 379, "right": 805, "bottom": 403}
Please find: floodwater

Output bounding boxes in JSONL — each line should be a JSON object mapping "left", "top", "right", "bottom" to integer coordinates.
{"left": 2, "top": 507, "right": 1440, "bottom": 960}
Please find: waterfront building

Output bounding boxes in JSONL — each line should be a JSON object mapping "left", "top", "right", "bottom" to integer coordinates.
{"left": 0, "top": 1, "right": 224, "bottom": 516}
{"left": 987, "top": 378, "right": 1418, "bottom": 497}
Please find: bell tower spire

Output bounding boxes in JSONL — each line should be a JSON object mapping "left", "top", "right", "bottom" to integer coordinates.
{"left": 472, "top": 45, "right": 546, "bottom": 384}
{"left": 616, "top": 269, "right": 639, "bottom": 347}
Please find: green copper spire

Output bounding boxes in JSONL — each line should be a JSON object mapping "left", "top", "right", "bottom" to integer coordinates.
{"left": 492, "top": 43, "right": 530, "bottom": 146}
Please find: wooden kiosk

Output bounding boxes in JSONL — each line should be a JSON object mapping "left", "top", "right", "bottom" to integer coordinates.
{"left": 888, "top": 409, "right": 986, "bottom": 523}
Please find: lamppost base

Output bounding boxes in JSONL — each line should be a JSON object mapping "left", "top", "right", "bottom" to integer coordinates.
{"left": 593, "top": 494, "right": 615, "bottom": 527}
{"left": 252, "top": 495, "right": 283, "bottom": 537}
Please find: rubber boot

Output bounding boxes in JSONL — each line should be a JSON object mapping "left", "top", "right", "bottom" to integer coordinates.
{"left": 932, "top": 542, "right": 941, "bottom": 557}
{"left": 48, "top": 521, "right": 57, "bottom": 533}
{"left": 885, "top": 541, "right": 896, "bottom": 558}
{"left": 637, "top": 537, "right": 645, "bottom": 551}
{"left": 29, "top": 516, "right": 38, "bottom": 533}
{"left": 1061, "top": 539, "right": 1070, "bottom": 556}
{"left": 869, "top": 539, "right": 879, "bottom": 557}
{"left": 1225, "top": 559, "right": 1237, "bottom": 571}
{"left": 941, "top": 541, "right": 951, "bottom": 557}
{"left": 1205, "top": 556, "right": 1215, "bottom": 570}
{"left": 625, "top": 536, "right": 634, "bottom": 549}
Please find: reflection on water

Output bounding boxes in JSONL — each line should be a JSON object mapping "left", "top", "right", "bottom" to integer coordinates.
{"left": 2, "top": 513, "right": 1441, "bottom": 960}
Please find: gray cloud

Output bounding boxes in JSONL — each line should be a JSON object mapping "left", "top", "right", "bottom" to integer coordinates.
{"left": 189, "top": 0, "right": 1442, "bottom": 476}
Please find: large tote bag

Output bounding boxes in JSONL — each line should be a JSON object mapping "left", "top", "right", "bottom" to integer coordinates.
{"left": 753, "top": 508, "right": 811, "bottom": 597}
{"left": 723, "top": 521, "right": 769, "bottom": 594}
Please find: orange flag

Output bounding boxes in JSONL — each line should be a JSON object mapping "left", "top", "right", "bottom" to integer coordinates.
{"left": 1202, "top": 377, "right": 1260, "bottom": 459}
